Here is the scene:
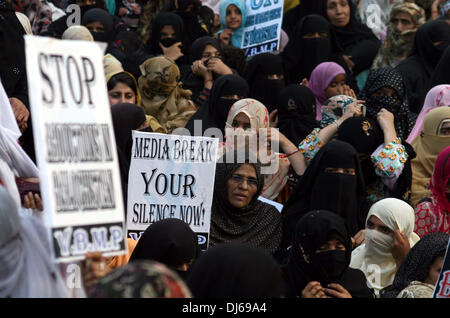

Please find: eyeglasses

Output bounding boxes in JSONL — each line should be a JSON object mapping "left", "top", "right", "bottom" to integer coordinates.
{"left": 230, "top": 174, "right": 258, "bottom": 188}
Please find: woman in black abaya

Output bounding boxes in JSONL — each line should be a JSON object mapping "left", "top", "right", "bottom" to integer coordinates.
{"left": 280, "top": 14, "right": 355, "bottom": 87}
{"left": 244, "top": 53, "right": 286, "bottom": 113}
{"left": 320, "top": 0, "right": 380, "bottom": 78}
{"left": 184, "top": 74, "right": 248, "bottom": 138}
{"left": 277, "top": 84, "right": 319, "bottom": 146}
{"left": 282, "top": 210, "right": 373, "bottom": 298}
{"left": 123, "top": 12, "right": 188, "bottom": 80}
{"left": 280, "top": 140, "right": 369, "bottom": 250}
{"left": 282, "top": 0, "right": 323, "bottom": 38}
{"left": 395, "top": 19, "right": 450, "bottom": 114}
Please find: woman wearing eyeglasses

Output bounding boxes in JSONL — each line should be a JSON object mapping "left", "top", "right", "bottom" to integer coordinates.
{"left": 209, "top": 151, "right": 282, "bottom": 254}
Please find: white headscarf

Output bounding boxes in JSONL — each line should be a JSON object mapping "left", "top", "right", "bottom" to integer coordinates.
{"left": 62, "top": 25, "right": 94, "bottom": 42}
{"left": 0, "top": 186, "right": 69, "bottom": 297}
{"left": 0, "top": 77, "right": 39, "bottom": 178}
{"left": 350, "top": 198, "right": 420, "bottom": 295}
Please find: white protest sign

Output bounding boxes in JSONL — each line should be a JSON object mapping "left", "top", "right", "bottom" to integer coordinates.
{"left": 241, "top": 0, "right": 284, "bottom": 57}
{"left": 25, "top": 35, "right": 126, "bottom": 263}
{"left": 127, "top": 131, "right": 218, "bottom": 250}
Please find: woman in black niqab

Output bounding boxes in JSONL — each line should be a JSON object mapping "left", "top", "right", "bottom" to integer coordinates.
{"left": 123, "top": 12, "right": 188, "bottom": 80}
{"left": 359, "top": 67, "right": 417, "bottom": 141}
{"left": 395, "top": 19, "right": 450, "bottom": 114}
{"left": 280, "top": 14, "right": 349, "bottom": 85}
{"left": 280, "top": 140, "right": 368, "bottom": 250}
{"left": 282, "top": 0, "right": 323, "bottom": 38}
{"left": 244, "top": 53, "right": 286, "bottom": 113}
{"left": 282, "top": 210, "right": 373, "bottom": 298}
{"left": 184, "top": 74, "right": 249, "bottom": 138}
{"left": 276, "top": 84, "right": 319, "bottom": 146}
{"left": 180, "top": 36, "right": 223, "bottom": 103}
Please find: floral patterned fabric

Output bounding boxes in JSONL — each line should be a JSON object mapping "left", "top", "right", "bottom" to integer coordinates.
{"left": 299, "top": 132, "right": 407, "bottom": 203}
{"left": 89, "top": 260, "right": 192, "bottom": 298}
{"left": 415, "top": 197, "right": 450, "bottom": 238}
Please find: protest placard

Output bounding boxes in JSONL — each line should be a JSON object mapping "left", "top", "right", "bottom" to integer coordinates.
{"left": 433, "top": 237, "right": 450, "bottom": 298}
{"left": 25, "top": 35, "right": 126, "bottom": 263}
{"left": 241, "top": 0, "right": 284, "bottom": 57}
{"left": 126, "top": 131, "right": 218, "bottom": 250}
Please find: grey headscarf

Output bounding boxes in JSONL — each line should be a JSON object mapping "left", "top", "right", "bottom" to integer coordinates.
{"left": 209, "top": 151, "right": 282, "bottom": 253}
{"left": 0, "top": 186, "right": 69, "bottom": 298}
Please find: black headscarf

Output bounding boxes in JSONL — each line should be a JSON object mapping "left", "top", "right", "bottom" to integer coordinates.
{"left": 145, "top": 12, "right": 184, "bottom": 56}
{"left": 281, "top": 14, "right": 344, "bottom": 84}
{"left": 359, "top": 67, "right": 417, "bottom": 141}
{"left": 395, "top": 20, "right": 450, "bottom": 113}
{"left": 129, "top": 218, "right": 200, "bottom": 279}
{"left": 277, "top": 84, "right": 319, "bottom": 146}
{"left": 430, "top": 43, "right": 450, "bottom": 89}
{"left": 123, "top": 12, "right": 187, "bottom": 81}
{"left": 187, "top": 243, "right": 285, "bottom": 298}
{"left": 282, "top": 0, "right": 324, "bottom": 38}
{"left": 383, "top": 232, "right": 450, "bottom": 298}
{"left": 281, "top": 140, "right": 368, "bottom": 249}
{"left": 244, "top": 53, "right": 286, "bottom": 113}
{"left": 0, "top": 1, "right": 35, "bottom": 162}
{"left": 81, "top": 8, "right": 114, "bottom": 43}
{"left": 167, "top": 0, "right": 208, "bottom": 48}
{"left": 337, "top": 117, "right": 384, "bottom": 187}
{"left": 184, "top": 74, "right": 249, "bottom": 138}
{"left": 209, "top": 152, "right": 282, "bottom": 254}
{"left": 320, "top": 0, "right": 375, "bottom": 48}
{"left": 180, "top": 36, "right": 223, "bottom": 103}
{"left": 282, "top": 210, "right": 373, "bottom": 298}
{"left": 110, "top": 103, "right": 147, "bottom": 210}
{"left": 319, "top": 0, "right": 380, "bottom": 74}
{"left": 0, "top": 0, "right": 27, "bottom": 104}
{"left": 408, "top": 19, "right": 450, "bottom": 76}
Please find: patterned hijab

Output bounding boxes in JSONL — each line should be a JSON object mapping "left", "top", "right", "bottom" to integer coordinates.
{"left": 138, "top": 56, "right": 197, "bottom": 133}
{"left": 359, "top": 67, "right": 416, "bottom": 141}
{"left": 88, "top": 260, "right": 192, "bottom": 298}
{"left": 222, "top": 99, "right": 291, "bottom": 200}
{"left": 372, "top": 2, "right": 426, "bottom": 69}
{"left": 383, "top": 232, "right": 449, "bottom": 298}
{"left": 320, "top": 95, "right": 357, "bottom": 128}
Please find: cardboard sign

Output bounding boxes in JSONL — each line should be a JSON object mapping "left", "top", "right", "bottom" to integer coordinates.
{"left": 126, "top": 131, "right": 218, "bottom": 250}
{"left": 241, "top": 0, "right": 284, "bottom": 57}
{"left": 25, "top": 35, "right": 126, "bottom": 262}
{"left": 433, "top": 237, "right": 450, "bottom": 298}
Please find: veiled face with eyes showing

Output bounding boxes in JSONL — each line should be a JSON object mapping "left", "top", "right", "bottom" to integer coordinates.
{"left": 366, "top": 215, "right": 394, "bottom": 237}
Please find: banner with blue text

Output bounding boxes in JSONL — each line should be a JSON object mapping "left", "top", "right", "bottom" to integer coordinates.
{"left": 241, "top": 0, "right": 284, "bottom": 57}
